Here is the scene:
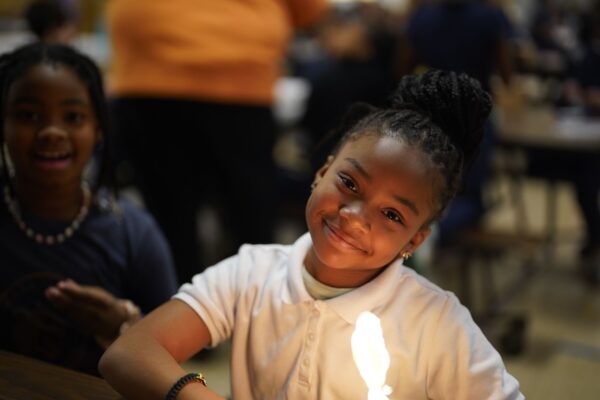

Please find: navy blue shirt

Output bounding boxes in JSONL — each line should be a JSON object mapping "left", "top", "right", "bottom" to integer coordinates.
{"left": 0, "top": 188, "right": 178, "bottom": 375}
{"left": 407, "top": 2, "right": 512, "bottom": 90}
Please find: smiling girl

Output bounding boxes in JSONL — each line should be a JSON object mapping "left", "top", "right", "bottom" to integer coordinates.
{"left": 0, "top": 43, "right": 178, "bottom": 375}
{"left": 100, "top": 70, "right": 523, "bottom": 399}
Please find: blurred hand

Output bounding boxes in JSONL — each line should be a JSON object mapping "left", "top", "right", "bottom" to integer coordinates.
{"left": 45, "top": 279, "right": 141, "bottom": 348}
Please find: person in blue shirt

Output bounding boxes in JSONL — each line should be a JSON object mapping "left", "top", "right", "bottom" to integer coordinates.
{"left": 0, "top": 43, "right": 178, "bottom": 375}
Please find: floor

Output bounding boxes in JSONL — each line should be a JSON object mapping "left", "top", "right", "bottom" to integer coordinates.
{"left": 179, "top": 173, "right": 600, "bottom": 399}
{"left": 487, "top": 178, "right": 600, "bottom": 399}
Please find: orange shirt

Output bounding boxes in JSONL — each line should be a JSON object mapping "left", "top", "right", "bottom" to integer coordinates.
{"left": 106, "top": 0, "right": 328, "bottom": 105}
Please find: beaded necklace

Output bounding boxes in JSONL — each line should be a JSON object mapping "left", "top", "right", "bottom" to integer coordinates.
{"left": 3, "top": 183, "right": 91, "bottom": 245}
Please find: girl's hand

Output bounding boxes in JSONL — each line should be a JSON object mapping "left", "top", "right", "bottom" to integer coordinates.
{"left": 45, "top": 279, "right": 142, "bottom": 348}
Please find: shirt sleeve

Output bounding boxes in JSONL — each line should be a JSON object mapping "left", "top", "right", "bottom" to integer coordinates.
{"left": 123, "top": 204, "right": 179, "bottom": 314}
{"left": 174, "top": 253, "right": 243, "bottom": 347}
{"left": 425, "top": 295, "right": 524, "bottom": 400}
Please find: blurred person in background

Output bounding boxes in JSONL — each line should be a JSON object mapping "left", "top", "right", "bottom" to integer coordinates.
{"left": 398, "top": 0, "right": 514, "bottom": 249}
{"left": 563, "top": 3, "right": 600, "bottom": 117}
{"left": 527, "top": 3, "right": 600, "bottom": 283}
{"left": 520, "top": 0, "right": 589, "bottom": 86}
{"left": 300, "top": 3, "right": 398, "bottom": 175}
{"left": 106, "top": 0, "right": 329, "bottom": 283}
{"left": 24, "top": 0, "right": 78, "bottom": 44}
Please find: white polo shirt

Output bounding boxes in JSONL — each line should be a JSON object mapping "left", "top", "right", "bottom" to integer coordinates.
{"left": 175, "top": 233, "right": 523, "bottom": 400}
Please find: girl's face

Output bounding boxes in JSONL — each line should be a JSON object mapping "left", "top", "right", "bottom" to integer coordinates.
{"left": 305, "top": 134, "right": 435, "bottom": 286}
{"left": 3, "top": 63, "right": 98, "bottom": 190}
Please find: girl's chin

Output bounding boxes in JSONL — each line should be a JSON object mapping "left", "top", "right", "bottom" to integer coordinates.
{"left": 312, "top": 246, "right": 396, "bottom": 274}
{"left": 312, "top": 247, "right": 364, "bottom": 271}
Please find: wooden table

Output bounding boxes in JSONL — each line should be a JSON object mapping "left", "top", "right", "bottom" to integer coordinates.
{"left": 495, "top": 105, "right": 600, "bottom": 260}
{"left": 0, "top": 350, "right": 121, "bottom": 400}
{"left": 497, "top": 106, "right": 600, "bottom": 152}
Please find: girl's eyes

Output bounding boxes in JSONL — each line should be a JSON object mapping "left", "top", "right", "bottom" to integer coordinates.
{"left": 64, "top": 111, "right": 86, "bottom": 125}
{"left": 10, "top": 110, "right": 87, "bottom": 125}
{"left": 13, "top": 110, "right": 40, "bottom": 123}
{"left": 339, "top": 174, "right": 358, "bottom": 192}
{"left": 383, "top": 209, "right": 404, "bottom": 225}
{"left": 337, "top": 173, "right": 405, "bottom": 226}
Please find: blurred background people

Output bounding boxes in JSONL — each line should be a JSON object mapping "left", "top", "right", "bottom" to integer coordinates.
{"left": 105, "top": 0, "right": 329, "bottom": 283}
{"left": 397, "top": 0, "right": 514, "bottom": 249}
{"left": 24, "top": 0, "right": 78, "bottom": 43}
{"left": 525, "top": 4, "right": 600, "bottom": 283}
{"left": 299, "top": 4, "right": 398, "bottom": 174}
{"left": 563, "top": 3, "right": 600, "bottom": 116}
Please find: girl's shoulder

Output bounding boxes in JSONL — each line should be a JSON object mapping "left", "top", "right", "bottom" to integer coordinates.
{"left": 91, "top": 188, "right": 161, "bottom": 235}
{"left": 397, "top": 265, "right": 452, "bottom": 299}
{"left": 229, "top": 241, "right": 294, "bottom": 275}
{"left": 392, "top": 264, "right": 468, "bottom": 318}
{"left": 87, "top": 189, "right": 172, "bottom": 262}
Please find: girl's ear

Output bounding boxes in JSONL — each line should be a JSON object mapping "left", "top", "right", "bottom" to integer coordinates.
{"left": 95, "top": 129, "right": 103, "bottom": 142}
{"left": 313, "top": 155, "right": 335, "bottom": 187}
{"left": 401, "top": 227, "right": 432, "bottom": 256}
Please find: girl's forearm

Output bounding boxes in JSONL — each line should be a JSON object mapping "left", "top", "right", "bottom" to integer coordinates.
{"left": 99, "top": 333, "right": 184, "bottom": 399}
{"left": 99, "top": 334, "right": 224, "bottom": 400}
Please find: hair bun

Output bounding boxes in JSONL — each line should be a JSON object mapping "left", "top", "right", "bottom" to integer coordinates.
{"left": 390, "top": 69, "right": 492, "bottom": 168}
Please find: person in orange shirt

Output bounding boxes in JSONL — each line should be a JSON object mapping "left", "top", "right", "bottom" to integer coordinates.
{"left": 106, "top": 0, "right": 329, "bottom": 283}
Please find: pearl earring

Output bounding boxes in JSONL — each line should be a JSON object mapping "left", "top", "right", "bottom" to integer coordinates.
{"left": 401, "top": 251, "right": 412, "bottom": 261}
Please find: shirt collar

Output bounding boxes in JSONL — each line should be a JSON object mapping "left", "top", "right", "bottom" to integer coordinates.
{"left": 327, "top": 258, "right": 404, "bottom": 324}
{"left": 283, "top": 232, "right": 406, "bottom": 324}
{"left": 282, "top": 232, "right": 314, "bottom": 304}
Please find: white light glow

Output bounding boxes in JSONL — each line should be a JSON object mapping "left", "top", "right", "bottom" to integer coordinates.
{"left": 351, "top": 311, "right": 392, "bottom": 400}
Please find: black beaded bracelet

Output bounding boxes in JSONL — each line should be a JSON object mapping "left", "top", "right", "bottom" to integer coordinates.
{"left": 165, "top": 372, "right": 207, "bottom": 400}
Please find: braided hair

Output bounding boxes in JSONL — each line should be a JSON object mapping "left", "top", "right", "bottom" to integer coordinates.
{"left": 330, "top": 69, "right": 492, "bottom": 224}
{"left": 0, "top": 42, "right": 114, "bottom": 194}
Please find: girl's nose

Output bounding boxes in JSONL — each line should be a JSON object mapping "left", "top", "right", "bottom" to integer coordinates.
{"left": 38, "top": 124, "right": 68, "bottom": 141}
{"left": 339, "top": 202, "right": 370, "bottom": 233}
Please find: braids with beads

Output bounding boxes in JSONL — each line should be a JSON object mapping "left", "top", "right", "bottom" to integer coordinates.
{"left": 0, "top": 42, "right": 114, "bottom": 195}
{"left": 332, "top": 69, "right": 492, "bottom": 223}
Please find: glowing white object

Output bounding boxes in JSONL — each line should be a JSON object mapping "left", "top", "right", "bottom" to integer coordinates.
{"left": 351, "top": 311, "right": 393, "bottom": 400}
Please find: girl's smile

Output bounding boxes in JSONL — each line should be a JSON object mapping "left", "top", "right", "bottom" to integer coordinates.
{"left": 32, "top": 136, "right": 74, "bottom": 170}
{"left": 305, "top": 134, "right": 435, "bottom": 287}
{"left": 322, "top": 218, "right": 368, "bottom": 254}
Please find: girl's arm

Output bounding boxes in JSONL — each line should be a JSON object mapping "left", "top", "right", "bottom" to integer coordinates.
{"left": 99, "top": 299, "right": 225, "bottom": 400}
{"left": 425, "top": 296, "right": 523, "bottom": 400}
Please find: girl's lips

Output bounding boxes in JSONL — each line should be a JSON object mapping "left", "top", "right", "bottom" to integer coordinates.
{"left": 32, "top": 149, "right": 73, "bottom": 170}
{"left": 33, "top": 156, "right": 72, "bottom": 170}
{"left": 323, "top": 220, "right": 366, "bottom": 253}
